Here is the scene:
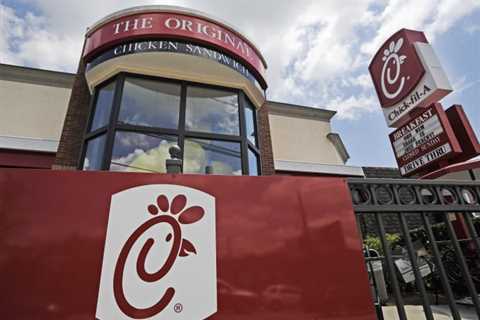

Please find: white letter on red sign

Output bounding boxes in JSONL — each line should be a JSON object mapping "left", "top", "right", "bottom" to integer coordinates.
{"left": 165, "top": 18, "right": 181, "bottom": 30}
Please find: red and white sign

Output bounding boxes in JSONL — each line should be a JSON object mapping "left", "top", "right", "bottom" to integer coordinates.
{"left": 0, "top": 171, "right": 376, "bottom": 319}
{"left": 96, "top": 185, "right": 217, "bottom": 319}
{"left": 83, "top": 11, "right": 267, "bottom": 86}
{"left": 389, "top": 103, "right": 461, "bottom": 176}
{"left": 369, "top": 29, "right": 452, "bottom": 127}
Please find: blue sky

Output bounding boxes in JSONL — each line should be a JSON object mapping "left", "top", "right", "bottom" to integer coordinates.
{"left": 1, "top": 0, "right": 479, "bottom": 167}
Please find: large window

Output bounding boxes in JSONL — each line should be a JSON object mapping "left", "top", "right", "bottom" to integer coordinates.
{"left": 80, "top": 74, "right": 261, "bottom": 176}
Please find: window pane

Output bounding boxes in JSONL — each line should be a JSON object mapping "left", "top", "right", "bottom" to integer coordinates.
{"left": 118, "top": 77, "right": 181, "bottom": 129}
{"left": 110, "top": 131, "right": 177, "bottom": 173}
{"left": 186, "top": 87, "right": 239, "bottom": 135}
{"left": 90, "top": 82, "right": 115, "bottom": 131}
{"left": 184, "top": 138, "right": 241, "bottom": 175}
{"left": 244, "top": 99, "right": 257, "bottom": 146}
{"left": 83, "top": 135, "right": 106, "bottom": 170}
{"left": 248, "top": 148, "right": 259, "bottom": 176}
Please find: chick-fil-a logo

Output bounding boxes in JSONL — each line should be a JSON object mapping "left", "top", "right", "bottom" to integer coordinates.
{"left": 96, "top": 185, "right": 217, "bottom": 320}
{"left": 380, "top": 38, "right": 407, "bottom": 100}
{"left": 369, "top": 29, "right": 427, "bottom": 109}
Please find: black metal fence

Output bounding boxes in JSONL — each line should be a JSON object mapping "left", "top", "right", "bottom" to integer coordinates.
{"left": 348, "top": 178, "right": 480, "bottom": 320}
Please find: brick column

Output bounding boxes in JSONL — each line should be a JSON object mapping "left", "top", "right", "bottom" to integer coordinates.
{"left": 258, "top": 103, "right": 275, "bottom": 175}
{"left": 52, "top": 60, "right": 91, "bottom": 170}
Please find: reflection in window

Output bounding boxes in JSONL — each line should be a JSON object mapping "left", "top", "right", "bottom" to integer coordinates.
{"left": 183, "top": 138, "right": 241, "bottom": 175}
{"left": 110, "top": 131, "right": 177, "bottom": 173}
{"left": 83, "top": 135, "right": 106, "bottom": 170}
{"left": 90, "top": 82, "right": 115, "bottom": 131}
{"left": 244, "top": 100, "right": 257, "bottom": 146}
{"left": 185, "top": 87, "right": 239, "bottom": 135}
{"left": 118, "top": 78, "right": 181, "bottom": 129}
{"left": 248, "top": 148, "right": 259, "bottom": 176}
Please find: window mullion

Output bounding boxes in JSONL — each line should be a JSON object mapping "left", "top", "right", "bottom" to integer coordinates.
{"left": 252, "top": 104, "right": 262, "bottom": 175}
{"left": 178, "top": 82, "right": 187, "bottom": 171}
{"left": 77, "top": 86, "right": 99, "bottom": 169}
{"left": 102, "top": 74, "right": 124, "bottom": 170}
{"left": 238, "top": 91, "right": 249, "bottom": 175}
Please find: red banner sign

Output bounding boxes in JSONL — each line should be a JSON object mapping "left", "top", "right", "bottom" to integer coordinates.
{"left": 0, "top": 170, "right": 375, "bottom": 319}
{"left": 83, "top": 11, "right": 267, "bottom": 86}
{"left": 389, "top": 103, "right": 461, "bottom": 176}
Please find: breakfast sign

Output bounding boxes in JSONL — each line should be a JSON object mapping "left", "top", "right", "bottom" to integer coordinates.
{"left": 389, "top": 103, "right": 461, "bottom": 176}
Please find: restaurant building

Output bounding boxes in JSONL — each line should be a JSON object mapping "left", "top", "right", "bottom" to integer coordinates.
{"left": 0, "top": 5, "right": 364, "bottom": 178}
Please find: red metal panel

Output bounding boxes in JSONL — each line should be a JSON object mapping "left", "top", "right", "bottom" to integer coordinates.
{"left": 0, "top": 149, "right": 55, "bottom": 169}
{"left": 0, "top": 170, "right": 375, "bottom": 319}
{"left": 445, "top": 104, "right": 480, "bottom": 163}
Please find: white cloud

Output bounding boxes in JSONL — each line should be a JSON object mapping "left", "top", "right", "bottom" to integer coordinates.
{"left": 1, "top": 0, "right": 479, "bottom": 120}
{"left": 0, "top": 4, "right": 23, "bottom": 65}
{"left": 0, "top": 4, "right": 81, "bottom": 70}
{"left": 330, "top": 94, "right": 378, "bottom": 120}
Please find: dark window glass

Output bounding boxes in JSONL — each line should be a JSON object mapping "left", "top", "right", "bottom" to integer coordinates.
{"left": 110, "top": 131, "right": 177, "bottom": 173}
{"left": 118, "top": 78, "right": 181, "bottom": 129}
{"left": 244, "top": 99, "right": 257, "bottom": 146}
{"left": 83, "top": 135, "right": 106, "bottom": 170}
{"left": 183, "top": 138, "right": 241, "bottom": 175}
{"left": 248, "top": 148, "right": 259, "bottom": 176}
{"left": 185, "top": 87, "right": 239, "bottom": 135}
{"left": 90, "top": 82, "right": 115, "bottom": 131}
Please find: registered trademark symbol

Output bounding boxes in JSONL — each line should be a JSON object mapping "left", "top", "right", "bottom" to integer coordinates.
{"left": 174, "top": 303, "right": 183, "bottom": 313}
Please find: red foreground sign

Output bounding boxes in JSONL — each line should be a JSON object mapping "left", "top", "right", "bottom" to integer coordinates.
{"left": 0, "top": 170, "right": 375, "bottom": 320}
{"left": 389, "top": 103, "right": 461, "bottom": 176}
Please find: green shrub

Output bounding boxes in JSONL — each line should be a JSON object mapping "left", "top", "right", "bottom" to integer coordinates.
{"left": 364, "top": 233, "right": 401, "bottom": 255}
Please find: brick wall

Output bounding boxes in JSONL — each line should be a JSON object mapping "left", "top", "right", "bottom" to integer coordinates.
{"left": 258, "top": 103, "right": 275, "bottom": 175}
{"left": 52, "top": 60, "right": 90, "bottom": 170}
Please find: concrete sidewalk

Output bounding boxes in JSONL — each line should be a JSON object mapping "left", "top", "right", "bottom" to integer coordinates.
{"left": 382, "top": 305, "right": 478, "bottom": 319}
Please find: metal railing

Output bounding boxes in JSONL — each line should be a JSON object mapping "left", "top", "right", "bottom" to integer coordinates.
{"left": 348, "top": 178, "right": 480, "bottom": 320}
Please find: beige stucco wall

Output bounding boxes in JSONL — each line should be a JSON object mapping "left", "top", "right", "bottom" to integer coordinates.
{"left": 0, "top": 79, "right": 70, "bottom": 141}
{"left": 269, "top": 113, "right": 344, "bottom": 165}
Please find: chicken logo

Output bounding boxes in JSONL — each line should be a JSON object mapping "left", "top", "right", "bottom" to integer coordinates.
{"left": 380, "top": 38, "right": 407, "bottom": 100}
{"left": 369, "top": 29, "right": 427, "bottom": 108}
{"left": 96, "top": 185, "right": 217, "bottom": 320}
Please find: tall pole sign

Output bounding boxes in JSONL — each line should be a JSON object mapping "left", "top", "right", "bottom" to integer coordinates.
{"left": 369, "top": 29, "right": 452, "bottom": 128}
{"left": 370, "top": 29, "right": 480, "bottom": 177}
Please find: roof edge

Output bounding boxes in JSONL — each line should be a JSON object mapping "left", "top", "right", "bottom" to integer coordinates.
{"left": 0, "top": 63, "right": 75, "bottom": 88}
{"left": 275, "top": 160, "right": 364, "bottom": 177}
{"left": 266, "top": 100, "right": 336, "bottom": 121}
{"left": 327, "top": 133, "right": 350, "bottom": 164}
